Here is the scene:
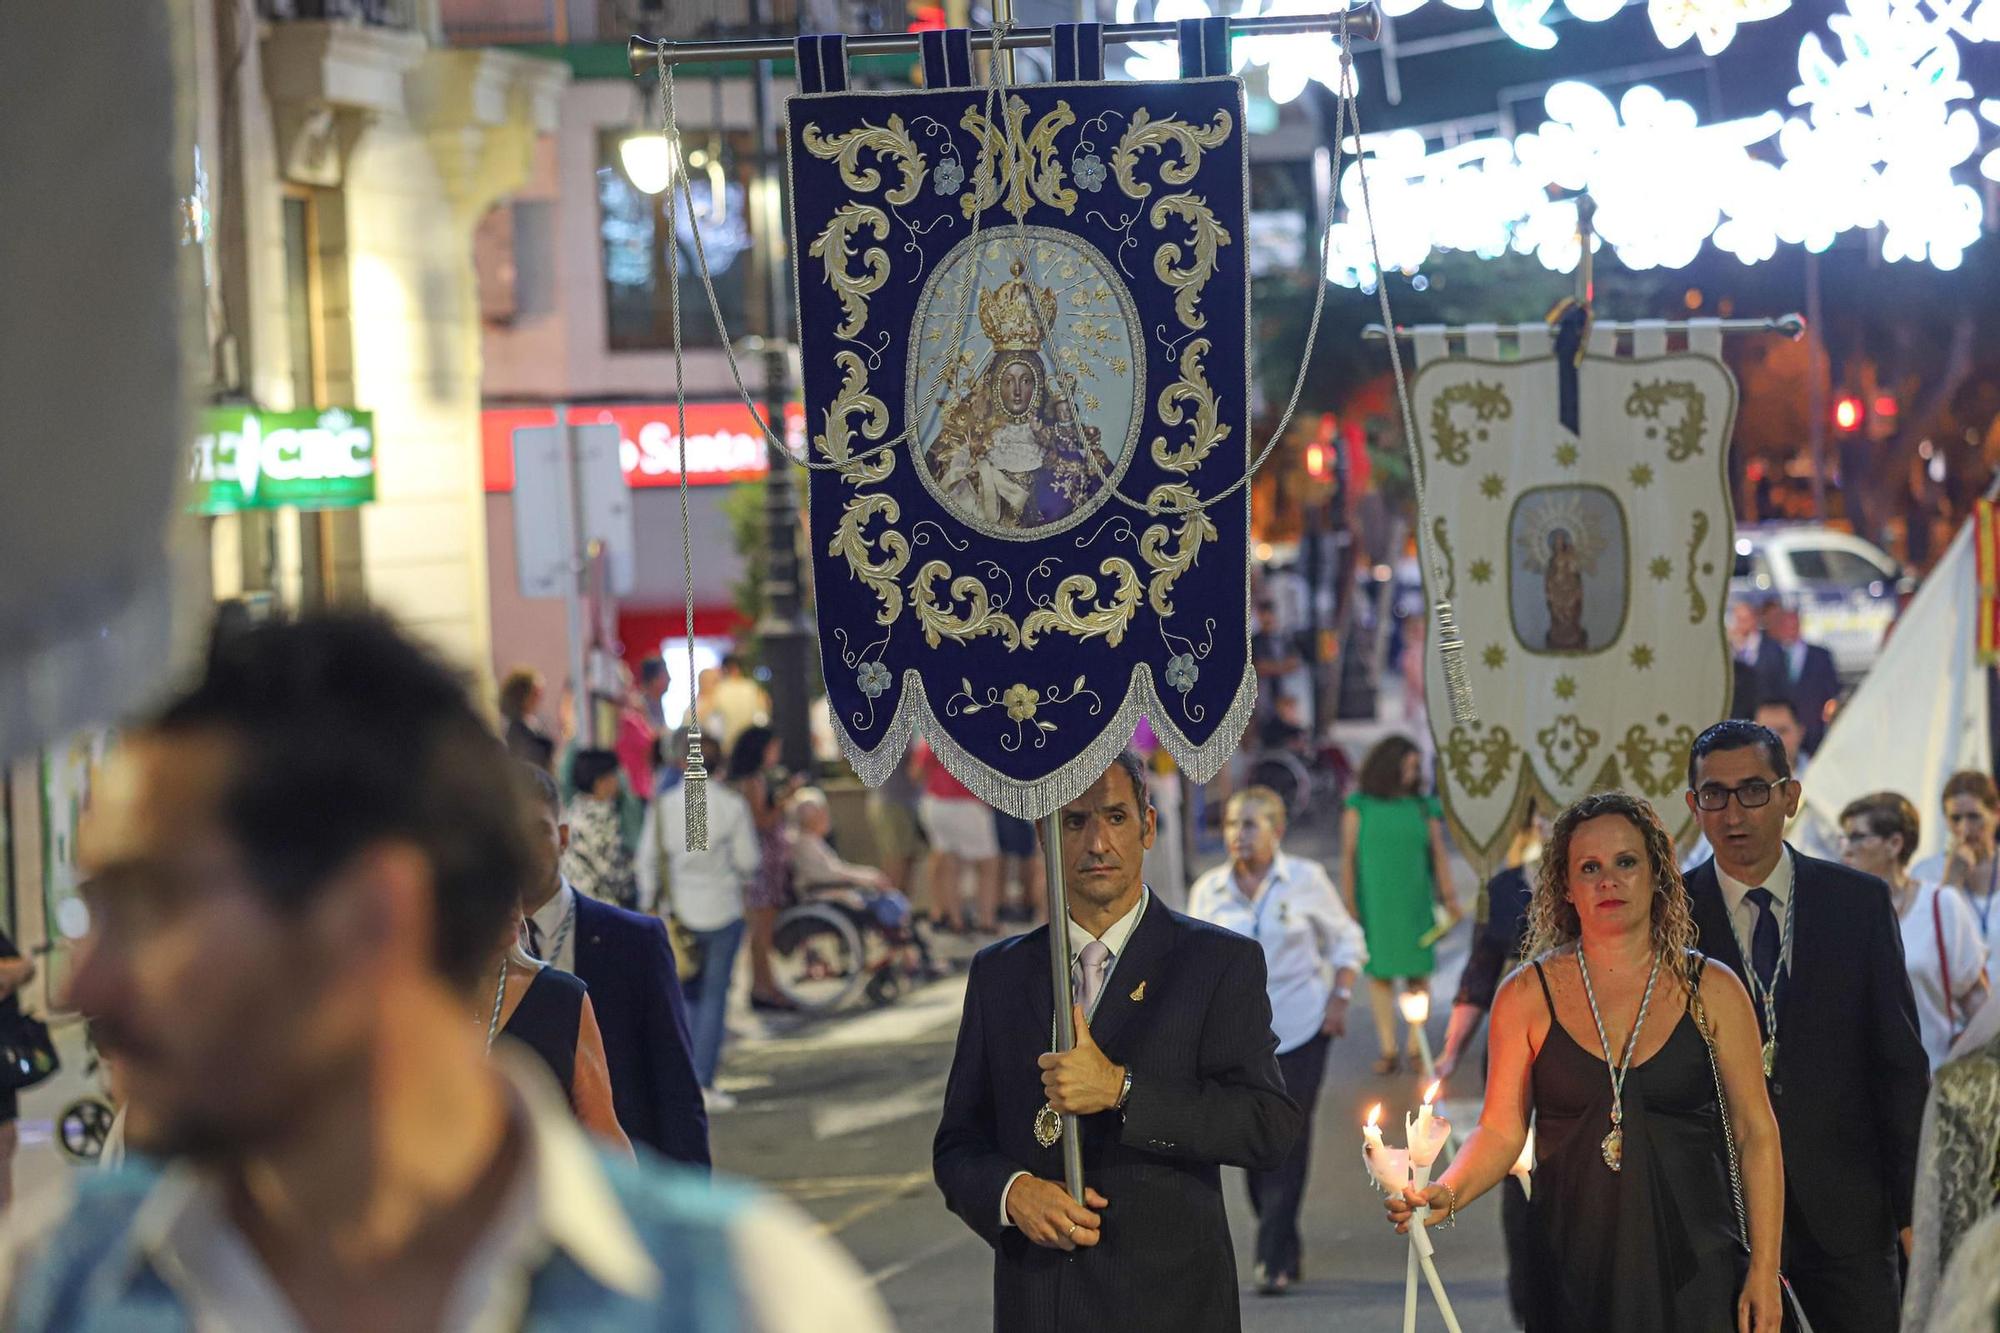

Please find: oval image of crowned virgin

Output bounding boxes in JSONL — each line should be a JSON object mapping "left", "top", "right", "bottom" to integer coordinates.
{"left": 907, "top": 230, "right": 1144, "bottom": 539}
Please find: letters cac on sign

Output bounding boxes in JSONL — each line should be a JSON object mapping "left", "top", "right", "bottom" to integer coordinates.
{"left": 189, "top": 406, "right": 376, "bottom": 515}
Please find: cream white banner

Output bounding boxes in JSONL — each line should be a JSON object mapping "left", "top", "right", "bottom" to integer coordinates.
{"left": 1416, "top": 351, "right": 1738, "bottom": 869}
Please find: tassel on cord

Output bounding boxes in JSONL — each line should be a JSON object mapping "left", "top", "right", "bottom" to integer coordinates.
{"left": 681, "top": 728, "right": 709, "bottom": 853}
{"left": 1433, "top": 597, "right": 1477, "bottom": 727}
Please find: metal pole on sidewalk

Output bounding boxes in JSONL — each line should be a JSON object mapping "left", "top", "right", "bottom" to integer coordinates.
{"left": 1040, "top": 813, "right": 1085, "bottom": 1202}
{"left": 557, "top": 402, "right": 594, "bottom": 749}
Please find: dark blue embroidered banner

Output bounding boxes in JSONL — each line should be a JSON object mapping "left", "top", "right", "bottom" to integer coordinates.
{"left": 786, "top": 57, "right": 1252, "bottom": 818}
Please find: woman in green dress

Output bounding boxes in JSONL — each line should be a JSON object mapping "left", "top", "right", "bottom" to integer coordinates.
{"left": 1341, "top": 734, "right": 1461, "bottom": 1074}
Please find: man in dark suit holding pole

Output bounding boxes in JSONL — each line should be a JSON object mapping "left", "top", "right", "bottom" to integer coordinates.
{"left": 933, "top": 753, "right": 1301, "bottom": 1332}
{"left": 1681, "top": 719, "right": 1928, "bottom": 1333}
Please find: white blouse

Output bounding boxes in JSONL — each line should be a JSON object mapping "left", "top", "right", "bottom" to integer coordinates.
{"left": 1898, "top": 880, "right": 1991, "bottom": 1070}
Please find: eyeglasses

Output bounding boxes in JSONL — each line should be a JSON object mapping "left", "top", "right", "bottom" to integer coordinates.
{"left": 1691, "top": 778, "right": 1790, "bottom": 811}
{"left": 1947, "top": 810, "right": 1993, "bottom": 824}
{"left": 1838, "top": 829, "right": 1883, "bottom": 847}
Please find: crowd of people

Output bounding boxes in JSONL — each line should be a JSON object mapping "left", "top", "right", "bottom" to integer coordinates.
{"left": 9, "top": 603, "right": 2000, "bottom": 1332}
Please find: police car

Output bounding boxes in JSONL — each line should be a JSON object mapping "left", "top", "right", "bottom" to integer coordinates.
{"left": 1729, "top": 525, "right": 1911, "bottom": 682}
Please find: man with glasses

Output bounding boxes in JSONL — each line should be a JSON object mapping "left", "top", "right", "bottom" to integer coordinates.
{"left": 1682, "top": 719, "right": 1929, "bottom": 1333}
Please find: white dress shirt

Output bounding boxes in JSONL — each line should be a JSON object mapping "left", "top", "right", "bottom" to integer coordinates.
{"left": 1186, "top": 852, "right": 1366, "bottom": 1055}
{"left": 526, "top": 880, "right": 581, "bottom": 974}
{"left": 999, "top": 889, "right": 1149, "bottom": 1227}
{"left": 1715, "top": 845, "right": 1797, "bottom": 978}
{"left": 654, "top": 780, "right": 757, "bottom": 933}
{"left": 1896, "top": 880, "right": 1990, "bottom": 1069}
{"left": 0, "top": 1052, "right": 894, "bottom": 1333}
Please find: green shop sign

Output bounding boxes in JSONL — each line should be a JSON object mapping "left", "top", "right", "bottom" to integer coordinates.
{"left": 190, "top": 406, "right": 376, "bottom": 514}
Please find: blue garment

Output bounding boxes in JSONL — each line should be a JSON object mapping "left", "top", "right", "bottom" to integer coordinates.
{"left": 684, "top": 919, "right": 746, "bottom": 1088}
{"left": 572, "top": 894, "right": 711, "bottom": 1169}
{"left": 7, "top": 1155, "right": 753, "bottom": 1332}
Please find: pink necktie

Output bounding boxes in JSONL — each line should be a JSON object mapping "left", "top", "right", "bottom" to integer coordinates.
{"left": 1076, "top": 939, "right": 1112, "bottom": 1016}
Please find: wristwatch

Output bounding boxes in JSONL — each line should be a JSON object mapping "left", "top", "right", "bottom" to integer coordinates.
{"left": 1332, "top": 984, "right": 1353, "bottom": 1002}
{"left": 1115, "top": 1066, "right": 1134, "bottom": 1111}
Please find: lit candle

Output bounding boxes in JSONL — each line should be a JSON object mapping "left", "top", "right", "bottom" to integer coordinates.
{"left": 1362, "top": 1104, "right": 1412, "bottom": 1195}
{"left": 1408, "top": 1082, "right": 1452, "bottom": 1169}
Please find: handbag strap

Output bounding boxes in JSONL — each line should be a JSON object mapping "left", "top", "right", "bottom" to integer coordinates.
{"left": 1689, "top": 953, "right": 1819, "bottom": 1333}
{"left": 1933, "top": 889, "right": 1954, "bottom": 1028}
{"left": 1686, "top": 953, "right": 1752, "bottom": 1252}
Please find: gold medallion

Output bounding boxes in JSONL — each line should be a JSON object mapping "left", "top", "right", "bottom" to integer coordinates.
{"left": 1761, "top": 1037, "right": 1777, "bottom": 1079}
{"left": 1034, "top": 1102, "right": 1062, "bottom": 1147}
{"left": 1601, "top": 1127, "right": 1623, "bottom": 1172}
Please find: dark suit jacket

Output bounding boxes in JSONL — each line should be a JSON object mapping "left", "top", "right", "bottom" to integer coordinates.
{"left": 933, "top": 900, "right": 1301, "bottom": 1333}
{"left": 1780, "top": 641, "right": 1841, "bottom": 752}
{"left": 571, "top": 894, "right": 710, "bottom": 1170}
{"left": 1686, "top": 851, "right": 1928, "bottom": 1255}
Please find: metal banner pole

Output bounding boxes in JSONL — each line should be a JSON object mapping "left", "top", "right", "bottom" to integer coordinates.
{"left": 1361, "top": 314, "right": 1806, "bottom": 343}
{"left": 627, "top": 7, "right": 1383, "bottom": 73}
{"left": 1040, "top": 813, "right": 1085, "bottom": 1202}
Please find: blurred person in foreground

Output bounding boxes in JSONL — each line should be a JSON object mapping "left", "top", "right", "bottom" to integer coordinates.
{"left": 1387, "top": 791, "right": 1784, "bottom": 1332}
{"left": 933, "top": 754, "right": 1300, "bottom": 1333}
{"left": 1186, "top": 786, "right": 1364, "bottom": 1296}
{"left": 523, "top": 764, "right": 709, "bottom": 1167}
{"left": 2, "top": 613, "right": 885, "bottom": 1332}
{"left": 1683, "top": 718, "right": 1930, "bottom": 1333}
{"left": 1836, "top": 792, "right": 1988, "bottom": 1070}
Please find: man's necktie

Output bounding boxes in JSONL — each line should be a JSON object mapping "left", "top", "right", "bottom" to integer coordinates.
{"left": 527, "top": 918, "right": 546, "bottom": 960}
{"left": 1076, "top": 939, "right": 1112, "bottom": 1017}
{"left": 1744, "top": 888, "right": 1782, "bottom": 1036}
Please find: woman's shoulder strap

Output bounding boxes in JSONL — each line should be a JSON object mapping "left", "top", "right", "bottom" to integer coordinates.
{"left": 1530, "top": 955, "right": 1555, "bottom": 1010}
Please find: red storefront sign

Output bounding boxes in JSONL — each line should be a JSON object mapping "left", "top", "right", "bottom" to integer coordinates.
{"left": 481, "top": 401, "right": 802, "bottom": 492}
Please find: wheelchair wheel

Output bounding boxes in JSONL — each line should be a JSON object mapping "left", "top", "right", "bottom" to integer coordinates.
{"left": 1247, "top": 750, "right": 1313, "bottom": 820}
{"left": 771, "top": 903, "right": 868, "bottom": 1012}
{"left": 58, "top": 1098, "right": 115, "bottom": 1163}
{"left": 864, "top": 969, "right": 903, "bottom": 1008}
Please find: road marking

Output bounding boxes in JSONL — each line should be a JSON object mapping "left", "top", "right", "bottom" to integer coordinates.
{"left": 812, "top": 1169, "right": 936, "bottom": 1236}
{"left": 768, "top": 1171, "right": 937, "bottom": 1201}
{"left": 745, "top": 975, "right": 969, "bottom": 1054}
{"left": 810, "top": 1075, "right": 949, "bottom": 1140}
{"left": 866, "top": 1232, "right": 975, "bottom": 1288}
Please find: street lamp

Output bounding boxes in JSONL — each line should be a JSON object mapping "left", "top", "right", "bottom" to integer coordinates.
{"left": 618, "top": 127, "right": 678, "bottom": 196}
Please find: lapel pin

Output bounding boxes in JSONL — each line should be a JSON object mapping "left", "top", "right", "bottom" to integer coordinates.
{"left": 1129, "top": 981, "right": 1146, "bottom": 1002}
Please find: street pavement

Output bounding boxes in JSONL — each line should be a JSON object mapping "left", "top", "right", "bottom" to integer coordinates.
{"left": 712, "top": 809, "right": 1520, "bottom": 1333}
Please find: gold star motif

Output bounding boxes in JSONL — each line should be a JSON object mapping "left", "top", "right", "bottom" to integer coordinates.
{"left": 1555, "top": 441, "right": 1580, "bottom": 468}
{"left": 1649, "top": 556, "right": 1673, "bottom": 581}
{"left": 1482, "top": 644, "right": 1507, "bottom": 670}
{"left": 1630, "top": 644, "right": 1656, "bottom": 670}
{"left": 1554, "top": 674, "right": 1578, "bottom": 700}
{"left": 1469, "top": 558, "right": 1494, "bottom": 585}
{"left": 1479, "top": 473, "right": 1505, "bottom": 500}
{"left": 1630, "top": 463, "right": 1655, "bottom": 488}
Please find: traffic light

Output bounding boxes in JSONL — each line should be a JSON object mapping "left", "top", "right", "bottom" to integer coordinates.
{"left": 1834, "top": 395, "right": 1863, "bottom": 432}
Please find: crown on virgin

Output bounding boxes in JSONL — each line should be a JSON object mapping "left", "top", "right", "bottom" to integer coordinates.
{"left": 977, "top": 260, "right": 1060, "bottom": 353}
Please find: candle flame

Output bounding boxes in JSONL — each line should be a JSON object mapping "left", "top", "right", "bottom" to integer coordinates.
{"left": 1424, "top": 1080, "right": 1441, "bottom": 1105}
{"left": 1365, "top": 1103, "right": 1382, "bottom": 1128}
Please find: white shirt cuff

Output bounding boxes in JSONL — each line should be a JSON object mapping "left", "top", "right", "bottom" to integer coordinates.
{"left": 999, "top": 1171, "right": 1030, "bottom": 1227}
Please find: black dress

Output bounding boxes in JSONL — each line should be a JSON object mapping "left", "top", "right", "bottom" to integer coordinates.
{"left": 502, "top": 966, "right": 584, "bottom": 1099}
{"left": 1523, "top": 959, "right": 1742, "bottom": 1332}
